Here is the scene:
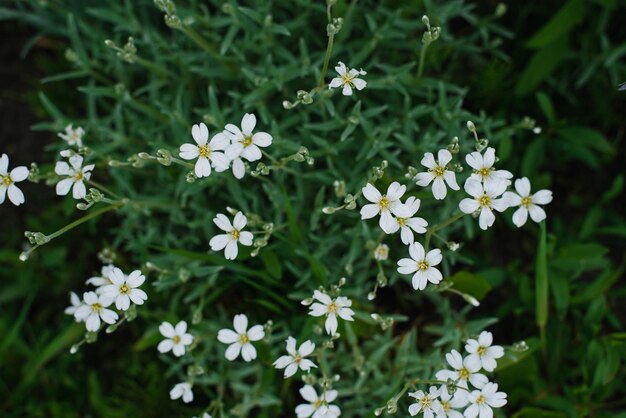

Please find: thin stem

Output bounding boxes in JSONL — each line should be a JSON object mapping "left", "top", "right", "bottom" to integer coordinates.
{"left": 319, "top": 34, "right": 335, "bottom": 87}
{"left": 416, "top": 43, "right": 429, "bottom": 81}
{"left": 424, "top": 212, "right": 466, "bottom": 250}
{"left": 86, "top": 179, "right": 122, "bottom": 199}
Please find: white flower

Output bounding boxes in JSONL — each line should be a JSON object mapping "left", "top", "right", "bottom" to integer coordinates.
{"left": 464, "top": 331, "right": 504, "bottom": 372}
{"left": 295, "top": 385, "right": 341, "bottom": 418}
{"left": 0, "top": 153, "right": 28, "bottom": 206}
{"left": 373, "top": 243, "right": 389, "bottom": 261}
{"left": 217, "top": 314, "right": 265, "bottom": 362}
{"left": 436, "top": 385, "right": 467, "bottom": 418}
{"left": 329, "top": 61, "right": 367, "bottom": 96}
{"left": 73, "top": 291, "right": 118, "bottom": 332}
{"left": 58, "top": 124, "right": 84, "bottom": 148}
{"left": 360, "top": 182, "right": 411, "bottom": 234}
{"left": 397, "top": 242, "right": 443, "bottom": 290}
{"left": 503, "top": 177, "right": 553, "bottom": 227}
{"left": 458, "top": 179, "right": 509, "bottom": 230}
{"left": 273, "top": 336, "right": 317, "bottom": 378}
{"left": 435, "top": 350, "right": 488, "bottom": 403}
{"left": 415, "top": 149, "right": 460, "bottom": 200}
{"left": 209, "top": 212, "right": 254, "bottom": 260}
{"left": 308, "top": 290, "right": 355, "bottom": 336}
{"left": 179, "top": 122, "right": 229, "bottom": 178}
{"left": 464, "top": 383, "right": 507, "bottom": 418}
{"left": 408, "top": 386, "right": 442, "bottom": 418}
{"left": 99, "top": 267, "right": 147, "bottom": 311}
{"left": 465, "top": 147, "right": 512, "bottom": 189}
{"left": 387, "top": 196, "right": 428, "bottom": 244}
{"left": 224, "top": 113, "right": 273, "bottom": 179}
{"left": 55, "top": 154, "right": 94, "bottom": 199}
{"left": 64, "top": 292, "right": 83, "bottom": 321}
{"left": 170, "top": 382, "right": 193, "bottom": 403}
{"left": 85, "top": 264, "right": 115, "bottom": 293}
{"left": 158, "top": 320, "right": 193, "bottom": 357}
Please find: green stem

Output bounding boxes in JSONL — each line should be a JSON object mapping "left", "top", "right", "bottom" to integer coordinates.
{"left": 416, "top": 43, "right": 429, "bottom": 81}
{"left": 319, "top": 33, "right": 335, "bottom": 87}
{"left": 180, "top": 26, "right": 222, "bottom": 61}
{"left": 86, "top": 179, "right": 122, "bottom": 199}
{"left": 424, "top": 212, "right": 466, "bottom": 250}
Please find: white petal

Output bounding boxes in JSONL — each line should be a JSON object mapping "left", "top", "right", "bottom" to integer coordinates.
{"left": 482, "top": 147, "right": 496, "bottom": 167}
{"left": 56, "top": 178, "right": 74, "bottom": 196}
{"left": 459, "top": 198, "right": 480, "bottom": 214}
{"left": 225, "top": 342, "right": 241, "bottom": 360}
{"left": 0, "top": 154, "right": 7, "bottom": 174}
{"left": 239, "top": 231, "right": 253, "bottom": 246}
{"left": 10, "top": 166, "right": 28, "bottom": 182}
{"left": 342, "top": 84, "right": 353, "bottom": 96}
{"left": 209, "top": 132, "right": 230, "bottom": 151}
{"left": 233, "top": 314, "right": 248, "bottom": 334}
{"left": 528, "top": 204, "right": 547, "bottom": 223}
{"left": 512, "top": 207, "right": 528, "bottom": 227}
{"left": 514, "top": 177, "right": 531, "bottom": 196}
{"left": 444, "top": 170, "right": 460, "bottom": 190}
{"left": 352, "top": 78, "right": 367, "bottom": 90}
{"left": 325, "top": 314, "right": 338, "bottom": 335}
{"left": 195, "top": 157, "right": 211, "bottom": 178}
{"left": 247, "top": 325, "right": 265, "bottom": 341}
{"left": 179, "top": 143, "right": 199, "bottom": 160}
{"left": 478, "top": 207, "right": 495, "bottom": 230}
{"left": 192, "top": 123, "right": 209, "bottom": 145}
{"left": 157, "top": 339, "right": 174, "bottom": 353}
{"left": 465, "top": 151, "right": 483, "bottom": 170}
{"left": 232, "top": 157, "right": 245, "bottom": 179}
{"left": 408, "top": 242, "right": 425, "bottom": 261}
{"left": 72, "top": 180, "right": 86, "bottom": 199}
{"left": 415, "top": 171, "right": 434, "bottom": 186}
{"left": 159, "top": 322, "right": 176, "bottom": 338}
{"left": 7, "top": 185, "right": 24, "bottom": 206}
{"left": 464, "top": 179, "right": 484, "bottom": 198}
{"left": 386, "top": 182, "right": 406, "bottom": 201}
{"left": 209, "top": 234, "right": 231, "bottom": 251}
{"left": 252, "top": 132, "right": 272, "bottom": 147}
{"left": 432, "top": 178, "right": 447, "bottom": 200}
{"left": 360, "top": 203, "right": 379, "bottom": 219}
{"left": 379, "top": 210, "right": 396, "bottom": 234}
{"left": 217, "top": 329, "right": 239, "bottom": 344}
{"left": 210, "top": 152, "right": 230, "bottom": 172}
{"left": 241, "top": 343, "right": 257, "bottom": 362}
{"left": 241, "top": 113, "right": 257, "bottom": 136}
{"left": 532, "top": 189, "right": 553, "bottom": 205}
{"left": 437, "top": 149, "right": 452, "bottom": 166}
{"left": 224, "top": 240, "right": 239, "bottom": 259}
{"left": 329, "top": 77, "right": 343, "bottom": 88}
{"left": 420, "top": 152, "right": 437, "bottom": 169}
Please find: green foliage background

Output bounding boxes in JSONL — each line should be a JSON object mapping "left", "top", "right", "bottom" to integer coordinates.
{"left": 0, "top": 0, "right": 625, "bottom": 417}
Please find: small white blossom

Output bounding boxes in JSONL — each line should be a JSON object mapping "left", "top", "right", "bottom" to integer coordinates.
{"left": 0, "top": 153, "right": 28, "bottom": 206}
{"left": 464, "top": 383, "right": 507, "bottom": 418}
{"left": 158, "top": 320, "right": 193, "bottom": 357}
{"left": 179, "top": 122, "right": 229, "bottom": 178}
{"left": 360, "top": 182, "right": 411, "bottom": 234}
{"left": 436, "top": 385, "right": 467, "bottom": 418}
{"left": 100, "top": 267, "right": 147, "bottom": 311}
{"left": 329, "top": 61, "right": 367, "bottom": 96}
{"left": 74, "top": 291, "right": 118, "bottom": 332}
{"left": 435, "top": 350, "right": 488, "bottom": 403}
{"left": 170, "top": 382, "right": 193, "bottom": 403}
{"left": 224, "top": 113, "right": 272, "bottom": 179}
{"left": 64, "top": 291, "right": 83, "bottom": 321}
{"left": 58, "top": 124, "right": 84, "bottom": 147}
{"left": 503, "top": 177, "right": 553, "bottom": 227}
{"left": 217, "top": 314, "right": 265, "bottom": 362}
{"left": 55, "top": 154, "right": 94, "bottom": 200}
{"left": 85, "top": 264, "right": 115, "bottom": 293}
{"left": 373, "top": 243, "right": 389, "bottom": 261}
{"left": 464, "top": 331, "right": 504, "bottom": 372}
{"left": 295, "top": 385, "right": 341, "bottom": 418}
{"left": 387, "top": 196, "right": 428, "bottom": 244}
{"left": 415, "top": 149, "right": 460, "bottom": 200}
{"left": 308, "top": 290, "right": 355, "bottom": 336}
{"left": 458, "top": 179, "right": 509, "bottom": 230}
{"left": 209, "top": 212, "right": 254, "bottom": 260}
{"left": 273, "top": 337, "right": 317, "bottom": 378}
{"left": 397, "top": 242, "right": 443, "bottom": 290}
{"left": 408, "top": 386, "right": 442, "bottom": 418}
{"left": 465, "top": 147, "right": 512, "bottom": 189}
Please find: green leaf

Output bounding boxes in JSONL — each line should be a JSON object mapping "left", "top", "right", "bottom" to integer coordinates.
{"left": 448, "top": 271, "right": 492, "bottom": 300}
{"left": 516, "top": 36, "right": 568, "bottom": 96}
{"left": 536, "top": 92, "right": 556, "bottom": 125}
{"left": 526, "top": 0, "right": 583, "bottom": 48}
{"left": 536, "top": 221, "right": 549, "bottom": 344}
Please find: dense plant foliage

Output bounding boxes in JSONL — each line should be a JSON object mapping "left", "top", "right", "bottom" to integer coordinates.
{"left": 1, "top": 0, "right": 625, "bottom": 417}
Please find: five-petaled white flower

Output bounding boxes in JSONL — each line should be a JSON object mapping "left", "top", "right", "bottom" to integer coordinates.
{"left": 373, "top": 243, "right": 389, "bottom": 261}
{"left": 224, "top": 113, "right": 273, "bottom": 179}
{"left": 387, "top": 196, "right": 428, "bottom": 244}
{"left": 329, "top": 61, "right": 367, "bottom": 96}
{"left": 295, "top": 385, "right": 341, "bottom": 418}
{"left": 74, "top": 291, "right": 118, "bottom": 332}
{"left": 415, "top": 149, "right": 460, "bottom": 200}
{"left": 464, "top": 331, "right": 504, "bottom": 372}
{"left": 408, "top": 386, "right": 443, "bottom": 418}
{"left": 209, "top": 212, "right": 254, "bottom": 260}
{"left": 158, "top": 320, "right": 193, "bottom": 357}
{"left": 170, "top": 382, "right": 193, "bottom": 403}
{"left": 58, "top": 124, "right": 84, "bottom": 148}
{"left": 503, "top": 177, "right": 553, "bottom": 227}
{"left": 397, "top": 242, "right": 443, "bottom": 290}
{"left": 217, "top": 314, "right": 265, "bottom": 362}
{"left": 308, "top": 290, "right": 355, "bottom": 336}
{"left": 436, "top": 385, "right": 467, "bottom": 418}
{"left": 466, "top": 147, "right": 512, "bottom": 189}
{"left": 360, "top": 182, "right": 411, "bottom": 234}
{"left": 0, "top": 154, "right": 28, "bottom": 206}
{"left": 435, "top": 350, "right": 488, "bottom": 403}
{"left": 64, "top": 291, "right": 83, "bottom": 321}
{"left": 179, "top": 122, "right": 229, "bottom": 178}
{"left": 100, "top": 267, "right": 147, "bottom": 311}
{"left": 55, "top": 154, "right": 94, "bottom": 200}
{"left": 458, "top": 179, "right": 509, "bottom": 230}
{"left": 273, "top": 336, "right": 317, "bottom": 378}
{"left": 464, "top": 383, "right": 507, "bottom": 418}
{"left": 85, "top": 264, "right": 115, "bottom": 293}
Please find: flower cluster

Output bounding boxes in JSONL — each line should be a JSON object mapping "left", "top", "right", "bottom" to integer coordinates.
{"left": 408, "top": 331, "right": 507, "bottom": 418}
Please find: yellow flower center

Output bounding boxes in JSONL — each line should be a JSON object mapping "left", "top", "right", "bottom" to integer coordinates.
{"left": 1, "top": 175, "right": 12, "bottom": 186}
{"left": 420, "top": 397, "right": 432, "bottom": 408}
{"left": 119, "top": 283, "right": 130, "bottom": 294}
{"left": 418, "top": 261, "right": 429, "bottom": 271}
{"left": 70, "top": 132, "right": 79, "bottom": 142}
{"left": 239, "top": 334, "right": 249, "bottom": 344}
{"left": 478, "top": 194, "right": 491, "bottom": 207}
{"left": 478, "top": 167, "right": 491, "bottom": 178}
{"left": 441, "top": 401, "right": 450, "bottom": 412}
{"left": 294, "top": 354, "right": 302, "bottom": 364}
{"left": 459, "top": 367, "right": 470, "bottom": 380}
{"left": 396, "top": 217, "right": 406, "bottom": 226}
{"left": 74, "top": 171, "right": 84, "bottom": 181}
{"left": 172, "top": 335, "right": 181, "bottom": 344}
{"left": 314, "top": 399, "right": 323, "bottom": 409}
{"left": 477, "top": 346, "right": 487, "bottom": 356}
{"left": 198, "top": 144, "right": 211, "bottom": 158}
{"left": 521, "top": 196, "right": 532, "bottom": 208}
{"left": 379, "top": 196, "right": 390, "bottom": 209}
{"left": 328, "top": 301, "right": 338, "bottom": 313}
{"left": 341, "top": 74, "right": 354, "bottom": 86}
{"left": 230, "top": 229, "right": 241, "bottom": 240}
{"left": 243, "top": 135, "right": 253, "bottom": 147}
{"left": 476, "top": 395, "right": 486, "bottom": 405}
{"left": 91, "top": 303, "right": 102, "bottom": 313}
{"left": 432, "top": 165, "right": 445, "bottom": 177}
